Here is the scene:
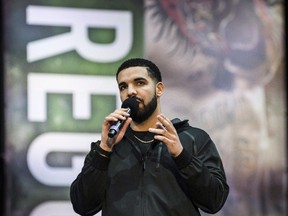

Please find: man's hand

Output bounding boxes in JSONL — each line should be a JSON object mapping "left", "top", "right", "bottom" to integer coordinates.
{"left": 149, "top": 114, "right": 183, "bottom": 157}
{"left": 100, "top": 108, "right": 132, "bottom": 152}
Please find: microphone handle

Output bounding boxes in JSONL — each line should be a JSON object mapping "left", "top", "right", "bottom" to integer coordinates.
{"left": 108, "top": 108, "right": 131, "bottom": 138}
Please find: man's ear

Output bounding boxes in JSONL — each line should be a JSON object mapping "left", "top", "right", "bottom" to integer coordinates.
{"left": 156, "top": 82, "right": 165, "bottom": 97}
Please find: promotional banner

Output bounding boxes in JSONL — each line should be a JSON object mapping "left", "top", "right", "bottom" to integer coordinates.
{"left": 145, "top": 0, "right": 286, "bottom": 215}
{"left": 4, "top": 1, "right": 143, "bottom": 215}
{"left": 3, "top": 0, "right": 286, "bottom": 216}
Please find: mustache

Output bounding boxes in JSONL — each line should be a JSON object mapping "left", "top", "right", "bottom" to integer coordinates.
{"left": 130, "top": 96, "right": 144, "bottom": 104}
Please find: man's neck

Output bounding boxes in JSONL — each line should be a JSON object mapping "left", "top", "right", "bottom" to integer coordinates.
{"left": 130, "top": 110, "right": 160, "bottom": 131}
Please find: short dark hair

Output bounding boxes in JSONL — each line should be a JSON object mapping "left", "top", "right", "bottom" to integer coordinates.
{"left": 116, "top": 58, "right": 162, "bottom": 82}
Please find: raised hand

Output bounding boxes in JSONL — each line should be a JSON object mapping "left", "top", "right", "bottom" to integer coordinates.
{"left": 100, "top": 108, "right": 132, "bottom": 151}
{"left": 149, "top": 114, "right": 183, "bottom": 157}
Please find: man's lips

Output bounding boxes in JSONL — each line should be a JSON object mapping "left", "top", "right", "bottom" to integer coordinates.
{"left": 136, "top": 99, "right": 143, "bottom": 104}
{"left": 133, "top": 97, "right": 143, "bottom": 104}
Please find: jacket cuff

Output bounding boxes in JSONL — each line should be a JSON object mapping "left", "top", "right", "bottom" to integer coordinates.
{"left": 90, "top": 141, "right": 111, "bottom": 170}
{"left": 91, "top": 152, "right": 110, "bottom": 170}
{"left": 173, "top": 148, "right": 192, "bottom": 169}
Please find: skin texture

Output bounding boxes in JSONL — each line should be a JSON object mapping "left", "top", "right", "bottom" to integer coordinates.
{"left": 99, "top": 66, "right": 183, "bottom": 157}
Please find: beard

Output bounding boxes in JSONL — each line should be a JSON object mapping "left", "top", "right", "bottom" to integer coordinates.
{"left": 133, "top": 93, "right": 157, "bottom": 123}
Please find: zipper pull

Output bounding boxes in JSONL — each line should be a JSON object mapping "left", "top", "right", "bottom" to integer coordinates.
{"left": 156, "top": 142, "right": 163, "bottom": 169}
{"left": 142, "top": 156, "right": 146, "bottom": 171}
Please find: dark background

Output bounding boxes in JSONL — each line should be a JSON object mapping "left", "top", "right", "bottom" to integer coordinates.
{"left": 1, "top": 1, "right": 5, "bottom": 215}
{"left": 0, "top": 1, "right": 5, "bottom": 213}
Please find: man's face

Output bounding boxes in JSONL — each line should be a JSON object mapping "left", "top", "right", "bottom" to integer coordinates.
{"left": 117, "top": 66, "right": 161, "bottom": 123}
{"left": 133, "top": 92, "right": 157, "bottom": 123}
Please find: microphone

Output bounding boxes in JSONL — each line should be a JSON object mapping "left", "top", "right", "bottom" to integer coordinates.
{"left": 108, "top": 97, "right": 139, "bottom": 138}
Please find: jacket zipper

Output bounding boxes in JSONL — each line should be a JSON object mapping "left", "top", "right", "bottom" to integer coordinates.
{"left": 125, "top": 133, "right": 163, "bottom": 216}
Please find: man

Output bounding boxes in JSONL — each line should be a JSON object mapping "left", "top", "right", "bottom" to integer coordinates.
{"left": 70, "top": 58, "right": 229, "bottom": 216}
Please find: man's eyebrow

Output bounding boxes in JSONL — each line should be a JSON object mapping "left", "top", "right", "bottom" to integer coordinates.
{"left": 118, "top": 81, "right": 126, "bottom": 87}
{"left": 118, "top": 77, "right": 147, "bottom": 86}
{"left": 134, "top": 77, "right": 147, "bottom": 82}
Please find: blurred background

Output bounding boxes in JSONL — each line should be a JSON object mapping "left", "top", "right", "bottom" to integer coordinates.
{"left": 0, "top": 0, "right": 286, "bottom": 215}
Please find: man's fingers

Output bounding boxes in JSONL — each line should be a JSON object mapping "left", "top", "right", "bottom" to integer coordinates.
{"left": 105, "top": 109, "right": 130, "bottom": 122}
{"left": 157, "top": 114, "right": 173, "bottom": 129}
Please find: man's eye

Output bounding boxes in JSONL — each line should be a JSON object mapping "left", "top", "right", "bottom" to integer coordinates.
{"left": 119, "top": 85, "right": 127, "bottom": 91}
{"left": 137, "top": 81, "right": 145, "bottom": 85}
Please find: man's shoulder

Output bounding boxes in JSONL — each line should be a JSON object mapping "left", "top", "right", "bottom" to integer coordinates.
{"left": 172, "top": 118, "right": 210, "bottom": 139}
{"left": 171, "top": 118, "right": 189, "bottom": 127}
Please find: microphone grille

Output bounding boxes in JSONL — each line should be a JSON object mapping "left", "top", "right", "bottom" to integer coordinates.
{"left": 121, "top": 97, "right": 139, "bottom": 119}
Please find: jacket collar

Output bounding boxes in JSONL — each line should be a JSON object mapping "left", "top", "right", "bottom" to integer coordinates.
{"left": 171, "top": 118, "right": 189, "bottom": 130}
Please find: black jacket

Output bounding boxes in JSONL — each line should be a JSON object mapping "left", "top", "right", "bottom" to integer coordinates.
{"left": 70, "top": 119, "right": 229, "bottom": 216}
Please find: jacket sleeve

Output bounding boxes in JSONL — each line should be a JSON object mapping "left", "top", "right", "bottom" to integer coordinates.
{"left": 173, "top": 129, "right": 229, "bottom": 214}
{"left": 70, "top": 141, "right": 110, "bottom": 216}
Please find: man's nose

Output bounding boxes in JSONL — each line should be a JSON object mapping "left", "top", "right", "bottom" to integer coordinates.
{"left": 127, "top": 85, "right": 137, "bottom": 96}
